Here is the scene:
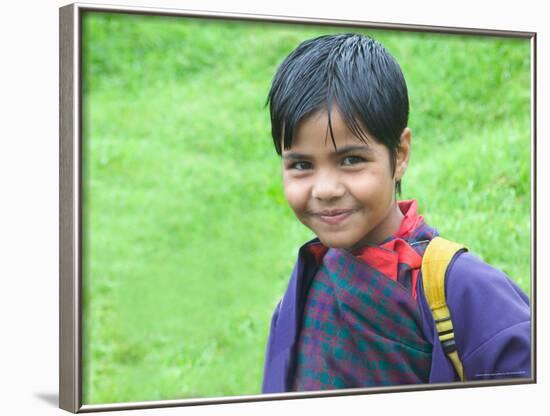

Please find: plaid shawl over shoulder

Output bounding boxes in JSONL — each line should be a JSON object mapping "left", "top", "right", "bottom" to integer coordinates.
{"left": 293, "top": 218, "right": 438, "bottom": 390}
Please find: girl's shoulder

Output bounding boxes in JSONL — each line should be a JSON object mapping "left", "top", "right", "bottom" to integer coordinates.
{"left": 444, "top": 250, "right": 530, "bottom": 369}
{"left": 445, "top": 250, "right": 529, "bottom": 306}
{"left": 443, "top": 251, "right": 531, "bottom": 379}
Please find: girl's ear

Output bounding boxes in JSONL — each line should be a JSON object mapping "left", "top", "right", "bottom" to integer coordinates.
{"left": 395, "top": 127, "right": 412, "bottom": 181}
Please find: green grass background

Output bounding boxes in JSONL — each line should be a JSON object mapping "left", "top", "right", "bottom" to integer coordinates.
{"left": 81, "top": 11, "right": 531, "bottom": 404}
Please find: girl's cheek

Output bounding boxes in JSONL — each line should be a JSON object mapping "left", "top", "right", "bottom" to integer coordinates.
{"left": 283, "top": 183, "right": 307, "bottom": 210}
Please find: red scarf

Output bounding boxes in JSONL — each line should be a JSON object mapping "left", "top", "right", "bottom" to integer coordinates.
{"left": 307, "top": 200, "right": 425, "bottom": 299}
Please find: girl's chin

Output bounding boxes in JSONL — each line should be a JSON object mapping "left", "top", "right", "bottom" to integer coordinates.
{"left": 316, "top": 235, "right": 359, "bottom": 250}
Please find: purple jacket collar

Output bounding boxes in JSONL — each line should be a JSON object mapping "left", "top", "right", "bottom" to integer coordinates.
{"left": 262, "top": 237, "right": 531, "bottom": 393}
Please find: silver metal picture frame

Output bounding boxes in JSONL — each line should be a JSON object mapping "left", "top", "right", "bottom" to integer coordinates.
{"left": 60, "top": 2, "right": 536, "bottom": 413}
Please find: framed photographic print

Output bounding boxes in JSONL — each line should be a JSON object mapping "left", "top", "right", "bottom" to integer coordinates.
{"left": 59, "top": 2, "right": 536, "bottom": 413}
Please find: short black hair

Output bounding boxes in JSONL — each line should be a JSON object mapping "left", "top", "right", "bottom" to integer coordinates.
{"left": 266, "top": 33, "right": 409, "bottom": 195}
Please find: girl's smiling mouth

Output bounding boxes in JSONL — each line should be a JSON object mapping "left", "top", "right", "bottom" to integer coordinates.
{"left": 316, "top": 209, "right": 355, "bottom": 225}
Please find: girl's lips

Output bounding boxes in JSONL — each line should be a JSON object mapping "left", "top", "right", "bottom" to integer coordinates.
{"left": 317, "top": 210, "right": 354, "bottom": 225}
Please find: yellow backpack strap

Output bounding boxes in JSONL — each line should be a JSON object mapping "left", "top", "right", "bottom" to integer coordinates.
{"left": 421, "top": 236, "right": 468, "bottom": 381}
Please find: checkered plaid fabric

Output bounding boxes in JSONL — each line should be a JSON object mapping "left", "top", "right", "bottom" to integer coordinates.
{"left": 292, "top": 222, "right": 437, "bottom": 391}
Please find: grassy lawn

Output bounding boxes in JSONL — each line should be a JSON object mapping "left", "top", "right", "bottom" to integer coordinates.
{"left": 81, "top": 12, "right": 531, "bottom": 404}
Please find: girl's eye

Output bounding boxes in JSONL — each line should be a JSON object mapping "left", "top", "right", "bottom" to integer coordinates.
{"left": 290, "top": 161, "right": 312, "bottom": 170}
{"left": 342, "top": 155, "right": 365, "bottom": 166}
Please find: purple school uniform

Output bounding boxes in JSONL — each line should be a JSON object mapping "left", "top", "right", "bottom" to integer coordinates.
{"left": 261, "top": 236, "right": 531, "bottom": 393}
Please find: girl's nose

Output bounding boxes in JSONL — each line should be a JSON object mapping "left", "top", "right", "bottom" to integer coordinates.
{"left": 311, "top": 171, "right": 346, "bottom": 201}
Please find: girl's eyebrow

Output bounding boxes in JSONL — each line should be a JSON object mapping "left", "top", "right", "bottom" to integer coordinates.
{"left": 282, "top": 145, "right": 371, "bottom": 160}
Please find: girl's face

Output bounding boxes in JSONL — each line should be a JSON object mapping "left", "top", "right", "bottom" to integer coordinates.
{"left": 281, "top": 107, "right": 411, "bottom": 250}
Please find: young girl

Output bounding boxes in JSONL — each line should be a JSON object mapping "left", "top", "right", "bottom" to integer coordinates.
{"left": 261, "top": 33, "right": 531, "bottom": 393}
